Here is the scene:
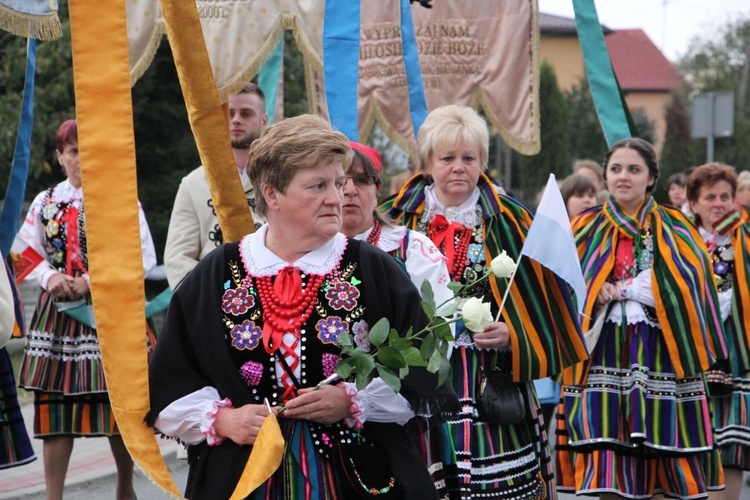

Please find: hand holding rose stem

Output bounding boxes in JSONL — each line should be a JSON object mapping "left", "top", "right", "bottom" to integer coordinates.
{"left": 275, "top": 250, "right": 520, "bottom": 400}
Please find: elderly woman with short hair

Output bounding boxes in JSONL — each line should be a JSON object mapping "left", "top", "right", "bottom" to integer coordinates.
{"left": 383, "top": 104, "right": 586, "bottom": 498}
{"left": 686, "top": 162, "right": 750, "bottom": 500}
{"left": 148, "top": 114, "right": 457, "bottom": 499}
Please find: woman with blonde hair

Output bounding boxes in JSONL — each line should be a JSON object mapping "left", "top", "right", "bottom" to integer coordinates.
{"left": 383, "top": 104, "right": 586, "bottom": 498}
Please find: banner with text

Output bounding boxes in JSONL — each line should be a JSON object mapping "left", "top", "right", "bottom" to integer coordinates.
{"left": 357, "top": 0, "right": 540, "bottom": 156}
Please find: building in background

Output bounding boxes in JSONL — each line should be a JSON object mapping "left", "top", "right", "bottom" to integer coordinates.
{"left": 539, "top": 13, "right": 682, "bottom": 154}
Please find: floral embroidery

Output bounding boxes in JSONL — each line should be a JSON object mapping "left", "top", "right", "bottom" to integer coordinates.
{"left": 42, "top": 203, "right": 58, "bottom": 219}
{"left": 230, "top": 320, "right": 263, "bottom": 350}
{"left": 635, "top": 227, "right": 654, "bottom": 274}
{"left": 322, "top": 353, "right": 341, "bottom": 378}
{"left": 325, "top": 281, "right": 360, "bottom": 311}
{"left": 45, "top": 220, "right": 60, "bottom": 238}
{"left": 712, "top": 243, "right": 735, "bottom": 292}
{"left": 352, "top": 320, "right": 370, "bottom": 350}
{"left": 467, "top": 243, "right": 484, "bottom": 263}
{"left": 316, "top": 316, "right": 349, "bottom": 344}
{"left": 222, "top": 287, "right": 255, "bottom": 315}
{"left": 239, "top": 360, "right": 264, "bottom": 386}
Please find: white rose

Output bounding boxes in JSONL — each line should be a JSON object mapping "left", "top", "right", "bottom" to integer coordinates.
{"left": 461, "top": 297, "right": 493, "bottom": 333}
{"left": 491, "top": 250, "right": 516, "bottom": 279}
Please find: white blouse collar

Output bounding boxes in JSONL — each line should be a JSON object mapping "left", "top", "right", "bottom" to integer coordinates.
{"left": 698, "top": 225, "right": 731, "bottom": 246}
{"left": 240, "top": 224, "right": 348, "bottom": 277}
{"left": 354, "top": 225, "right": 407, "bottom": 253}
{"left": 424, "top": 185, "right": 480, "bottom": 227}
{"left": 54, "top": 179, "right": 84, "bottom": 202}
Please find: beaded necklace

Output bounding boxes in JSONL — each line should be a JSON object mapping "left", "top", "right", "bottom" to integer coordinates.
{"left": 426, "top": 220, "right": 473, "bottom": 281}
{"left": 348, "top": 457, "right": 396, "bottom": 495}
{"left": 366, "top": 220, "right": 383, "bottom": 247}
{"left": 255, "top": 272, "right": 324, "bottom": 344}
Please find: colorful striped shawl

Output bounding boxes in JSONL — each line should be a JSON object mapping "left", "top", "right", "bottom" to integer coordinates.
{"left": 380, "top": 173, "right": 587, "bottom": 382}
{"left": 722, "top": 206, "right": 750, "bottom": 371}
{"left": 573, "top": 196, "right": 726, "bottom": 379}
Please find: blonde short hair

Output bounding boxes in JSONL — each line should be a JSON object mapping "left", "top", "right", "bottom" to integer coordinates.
{"left": 417, "top": 105, "right": 489, "bottom": 174}
{"left": 247, "top": 115, "right": 352, "bottom": 217}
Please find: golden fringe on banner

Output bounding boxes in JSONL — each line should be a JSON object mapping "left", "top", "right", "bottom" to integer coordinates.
{"left": 130, "top": 21, "right": 164, "bottom": 87}
{"left": 478, "top": 0, "right": 541, "bottom": 156}
{"left": 0, "top": 3, "right": 62, "bottom": 40}
{"left": 217, "top": 12, "right": 323, "bottom": 104}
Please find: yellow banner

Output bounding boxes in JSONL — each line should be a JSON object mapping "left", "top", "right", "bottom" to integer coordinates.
{"left": 67, "top": 0, "right": 180, "bottom": 496}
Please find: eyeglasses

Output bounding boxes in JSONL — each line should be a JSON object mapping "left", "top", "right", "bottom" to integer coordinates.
{"left": 345, "top": 175, "right": 378, "bottom": 187}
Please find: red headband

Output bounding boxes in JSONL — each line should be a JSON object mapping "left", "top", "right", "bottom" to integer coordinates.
{"left": 349, "top": 141, "right": 382, "bottom": 173}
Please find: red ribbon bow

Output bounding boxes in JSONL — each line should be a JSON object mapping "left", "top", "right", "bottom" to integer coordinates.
{"left": 56, "top": 206, "right": 84, "bottom": 275}
{"left": 261, "top": 267, "right": 302, "bottom": 354}
{"left": 430, "top": 214, "right": 465, "bottom": 271}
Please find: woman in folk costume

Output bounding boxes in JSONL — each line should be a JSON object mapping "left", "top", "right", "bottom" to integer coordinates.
{"left": 147, "top": 115, "right": 458, "bottom": 500}
{"left": 382, "top": 104, "right": 587, "bottom": 499}
{"left": 0, "top": 261, "right": 35, "bottom": 470}
{"left": 340, "top": 142, "right": 453, "bottom": 309}
{"left": 686, "top": 163, "right": 750, "bottom": 500}
{"left": 556, "top": 138, "right": 727, "bottom": 499}
{"left": 16, "top": 119, "right": 157, "bottom": 500}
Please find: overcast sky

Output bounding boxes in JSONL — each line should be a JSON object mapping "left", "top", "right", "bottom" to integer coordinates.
{"left": 537, "top": 0, "right": 750, "bottom": 62}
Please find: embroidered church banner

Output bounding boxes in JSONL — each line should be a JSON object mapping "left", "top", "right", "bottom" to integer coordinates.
{"left": 127, "top": 0, "right": 164, "bottom": 84}
{"left": 0, "top": 0, "right": 62, "bottom": 40}
{"left": 357, "top": 0, "right": 540, "bottom": 156}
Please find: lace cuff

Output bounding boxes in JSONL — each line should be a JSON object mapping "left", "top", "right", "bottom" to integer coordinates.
{"left": 340, "top": 383, "right": 364, "bottom": 430}
{"left": 200, "top": 398, "right": 233, "bottom": 446}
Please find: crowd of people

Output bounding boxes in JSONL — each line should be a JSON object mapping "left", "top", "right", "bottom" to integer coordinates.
{"left": 4, "top": 89, "right": 750, "bottom": 500}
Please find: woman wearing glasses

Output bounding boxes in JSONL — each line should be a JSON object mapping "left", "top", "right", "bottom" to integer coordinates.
{"left": 340, "top": 142, "right": 452, "bottom": 308}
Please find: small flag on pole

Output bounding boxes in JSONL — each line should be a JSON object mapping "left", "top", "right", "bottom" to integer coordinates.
{"left": 520, "top": 174, "right": 587, "bottom": 313}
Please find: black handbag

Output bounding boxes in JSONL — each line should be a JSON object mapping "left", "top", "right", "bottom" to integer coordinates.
{"left": 476, "top": 352, "right": 526, "bottom": 425}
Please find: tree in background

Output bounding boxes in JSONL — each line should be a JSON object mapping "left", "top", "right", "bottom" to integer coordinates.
{"left": 512, "top": 61, "right": 570, "bottom": 196}
{"left": 564, "top": 78, "right": 607, "bottom": 170}
{"left": 0, "top": 6, "right": 310, "bottom": 263}
{"left": 0, "top": 2, "right": 75, "bottom": 198}
{"left": 678, "top": 16, "right": 750, "bottom": 172}
{"left": 657, "top": 89, "right": 699, "bottom": 200}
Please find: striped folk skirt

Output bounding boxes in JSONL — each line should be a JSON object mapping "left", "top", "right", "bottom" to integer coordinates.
{"left": 710, "top": 317, "right": 750, "bottom": 471}
{"left": 424, "top": 346, "right": 552, "bottom": 500}
{"left": 0, "top": 347, "right": 36, "bottom": 468}
{"left": 19, "top": 291, "right": 154, "bottom": 437}
{"left": 556, "top": 319, "right": 722, "bottom": 499}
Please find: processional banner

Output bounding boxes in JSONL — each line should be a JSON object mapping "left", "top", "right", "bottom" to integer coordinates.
{"left": 0, "top": 0, "right": 62, "bottom": 40}
{"left": 128, "top": 0, "right": 324, "bottom": 101}
{"left": 126, "top": 1, "right": 539, "bottom": 156}
{"left": 356, "top": 0, "right": 540, "bottom": 155}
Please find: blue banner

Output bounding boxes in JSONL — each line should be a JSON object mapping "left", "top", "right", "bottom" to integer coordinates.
{"left": 400, "top": 0, "right": 428, "bottom": 138}
{"left": 323, "top": 0, "right": 360, "bottom": 140}
{"left": 258, "top": 38, "right": 284, "bottom": 124}
{"left": 0, "top": 38, "right": 36, "bottom": 257}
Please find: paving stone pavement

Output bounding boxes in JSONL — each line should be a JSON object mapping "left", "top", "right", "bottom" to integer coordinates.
{"left": 0, "top": 402, "right": 180, "bottom": 499}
